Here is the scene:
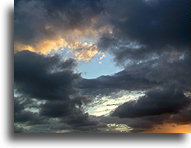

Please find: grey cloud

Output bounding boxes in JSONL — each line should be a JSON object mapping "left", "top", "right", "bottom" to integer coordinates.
{"left": 112, "top": 89, "right": 190, "bottom": 118}
{"left": 14, "top": 50, "right": 80, "bottom": 101}
{"left": 14, "top": 50, "right": 98, "bottom": 132}
{"left": 98, "top": 0, "right": 190, "bottom": 62}
{"left": 105, "top": 0, "right": 190, "bottom": 47}
{"left": 14, "top": 0, "right": 105, "bottom": 45}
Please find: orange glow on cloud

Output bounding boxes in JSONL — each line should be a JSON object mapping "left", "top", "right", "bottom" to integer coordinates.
{"left": 14, "top": 39, "right": 100, "bottom": 61}
{"left": 14, "top": 39, "right": 68, "bottom": 54}
{"left": 142, "top": 123, "right": 191, "bottom": 133}
{"left": 69, "top": 41, "right": 99, "bottom": 61}
{"left": 14, "top": 17, "right": 112, "bottom": 61}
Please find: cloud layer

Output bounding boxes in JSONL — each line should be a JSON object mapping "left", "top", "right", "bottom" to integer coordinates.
{"left": 14, "top": 0, "right": 191, "bottom": 133}
{"left": 112, "top": 89, "right": 190, "bottom": 118}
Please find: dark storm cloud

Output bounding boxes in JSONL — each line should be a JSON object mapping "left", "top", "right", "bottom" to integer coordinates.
{"left": 168, "top": 107, "right": 191, "bottom": 125}
{"left": 105, "top": 0, "right": 190, "bottom": 46}
{"left": 98, "top": 0, "right": 190, "bottom": 62}
{"left": 66, "top": 113, "right": 100, "bottom": 129}
{"left": 44, "top": 0, "right": 104, "bottom": 27}
{"left": 14, "top": 51, "right": 98, "bottom": 131}
{"left": 14, "top": 0, "right": 104, "bottom": 45}
{"left": 40, "top": 101, "right": 74, "bottom": 117}
{"left": 15, "top": 50, "right": 80, "bottom": 101}
{"left": 39, "top": 100, "right": 100, "bottom": 130}
{"left": 112, "top": 89, "right": 190, "bottom": 118}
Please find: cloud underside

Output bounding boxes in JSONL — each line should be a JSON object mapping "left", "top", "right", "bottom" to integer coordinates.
{"left": 111, "top": 89, "right": 191, "bottom": 130}
{"left": 14, "top": 51, "right": 102, "bottom": 133}
{"left": 14, "top": 0, "right": 191, "bottom": 133}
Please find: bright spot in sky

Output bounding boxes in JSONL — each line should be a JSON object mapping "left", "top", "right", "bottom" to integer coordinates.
{"left": 84, "top": 90, "right": 145, "bottom": 117}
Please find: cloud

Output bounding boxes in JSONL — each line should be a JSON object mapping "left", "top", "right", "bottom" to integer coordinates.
{"left": 69, "top": 41, "right": 99, "bottom": 61}
{"left": 14, "top": 39, "right": 69, "bottom": 54}
{"left": 14, "top": 50, "right": 99, "bottom": 132}
{"left": 98, "top": 0, "right": 190, "bottom": 62}
{"left": 109, "top": 0, "right": 189, "bottom": 46}
{"left": 112, "top": 89, "right": 190, "bottom": 118}
{"left": 15, "top": 50, "right": 80, "bottom": 101}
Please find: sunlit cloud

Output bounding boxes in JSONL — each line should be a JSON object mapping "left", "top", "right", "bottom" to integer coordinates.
{"left": 14, "top": 24, "right": 112, "bottom": 62}
{"left": 15, "top": 39, "right": 101, "bottom": 61}
{"left": 14, "top": 13, "right": 113, "bottom": 62}
{"left": 14, "top": 39, "right": 68, "bottom": 54}
{"left": 67, "top": 41, "right": 99, "bottom": 61}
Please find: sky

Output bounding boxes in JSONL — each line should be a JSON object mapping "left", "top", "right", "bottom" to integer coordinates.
{"left": 14, "top": 0, "right": 191, "bottom": 133}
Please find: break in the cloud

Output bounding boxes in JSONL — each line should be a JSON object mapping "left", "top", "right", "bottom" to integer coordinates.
{"left": 14, "top": 0, "right": 190, "bottom": 133}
